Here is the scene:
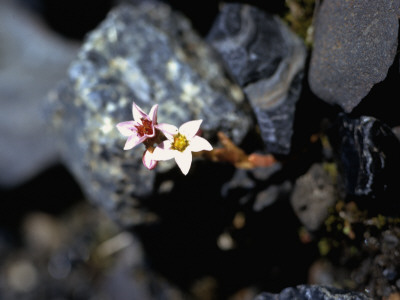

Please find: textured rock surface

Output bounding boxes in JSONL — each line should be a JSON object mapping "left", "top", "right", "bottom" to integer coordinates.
{"left": 0, "top": 0, "right": 78, "bottom": 186}
{"left": 354, "top": 227, "right": 400, "bottom": 299}
{"left": 309, "top": 0, "right": 399, "bottom": 112}
{"left": 45, "top": 2, "right": 253, "bottom": 226}
{"left": 291, "top": 163, "right": 336, "bottom": 231}
{"left": 328, "top": 114, "right": 400, "bottom": 209}
{"left": 207, "top": 3, "right": 306, "bottom": 154}
{"left": 254, "top": 285, "right": 371, "bottom": 300}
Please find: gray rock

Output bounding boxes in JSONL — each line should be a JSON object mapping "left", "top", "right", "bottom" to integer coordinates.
{"left": 0, "top": 0, "right": 79, "bottom": 186}
{"left": 254, "top": 285, "right": 372, "bottom": 300}
{"left": 290, "top": 163, "right": 336, "bottom": 231}
{"left": 207, "top": 3, "right": 306, "bottom": 155}
{"left": 45, "top": 2, "right": 253, "bottom": 226}
{"left": 253, "top": 181, "right": 291, "bottom": 212}
{"left": 309, "top": 0, "right": 399, "bottom": 112}
{"left": 220, "top": 163, "right": 283, "bottom": 206}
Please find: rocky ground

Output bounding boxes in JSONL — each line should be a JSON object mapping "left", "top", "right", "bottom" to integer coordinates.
{"left": 1, "top": 0, "right": 400, "bottom": 299}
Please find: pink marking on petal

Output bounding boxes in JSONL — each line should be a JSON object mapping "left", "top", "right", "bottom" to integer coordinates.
{"left": 124, "top": 135, "right": 146, "bottom": 150}
{"left": 187, "top": 136, "right": 213, "bottom": 152}
{"left": 142, "top": 150, "right": 157, "bottom": 170}
{"left": 116, "top": 121, "right": 138, "bottom": 136}
{"left": 132, "top": 102, "right": 147, "bottom": 123}
{"left": 174, "top": 150, "right": 192, "bottom": 175}
{"left": 156, "top": 123, "right": 178, "bottom": 140}
{"left": 179, "top": 120, "right": 203, "bottom": 139}
{"left": 148, "top": 104, "right": 158, "bottom": 123}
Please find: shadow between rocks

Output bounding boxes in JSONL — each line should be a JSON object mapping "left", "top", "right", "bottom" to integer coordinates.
{"left": 134, "top": 161, "right": 318, "bottom": 298}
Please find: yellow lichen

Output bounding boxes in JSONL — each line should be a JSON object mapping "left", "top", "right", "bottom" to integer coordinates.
{"left": 283, "top": 0, "right": 316, "bottom": 47}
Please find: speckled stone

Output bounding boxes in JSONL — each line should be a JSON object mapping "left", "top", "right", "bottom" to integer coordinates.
{"left": 254, "top": 285, "right": 372, "bottom": 300}
{"left": 45, "top": 2, "right": 253, "bottom": 227}
{"left": 207, "top": 3, "right": 306, "bottom": 154}
{"left": 309, "top": 0, "right": 399, "bottom": 112}
{"left": 290, "top": 163, "right": 336, "bottom": 231}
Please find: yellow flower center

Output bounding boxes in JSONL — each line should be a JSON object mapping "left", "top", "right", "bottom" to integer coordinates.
{"left": 171, "top": 133, "right": 189, "bottom": 152}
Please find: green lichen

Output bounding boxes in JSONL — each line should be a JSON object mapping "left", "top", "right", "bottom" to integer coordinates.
{"left": 318, "top": 238, "right": 330, "bottom": 256}
{"left": 283, "top": 0, "right": 316, "bottom": 48}
{"left": 318, "top": 199, "right": 400, "bottom": 274}
{"left": 323, "top": 162, "right": 338, "bottom": 184}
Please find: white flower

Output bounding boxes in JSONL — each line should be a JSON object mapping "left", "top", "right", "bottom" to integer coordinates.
{"left": 116, "top": 102, "right": 158, "bottom": 150}
{"left": 152, "top": 120, "right": 213, "bottom": 175}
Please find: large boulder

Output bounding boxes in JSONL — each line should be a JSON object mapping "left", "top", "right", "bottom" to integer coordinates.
{"left": 45, "top": 1, "right": 253, "bottom": 227}
{"left": 308, "top": 0, "right": 399, "bottom": 112}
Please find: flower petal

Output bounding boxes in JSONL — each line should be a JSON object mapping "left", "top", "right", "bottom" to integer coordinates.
{"left": 175, "top": 150, "right": 192, "bottom": 175}
{"left": 179, "top": 120, "right": 202, "bottom": 139}
{"left": 142, "top": 150, "right": 157, "bottom": 170}
{"left": 124, "top": 135, "right": 146, "bottom": 150}
{"left": 152, "top": 141, "right": 176, "bottom": 161}
{"left": 132, "top": 102, "right": 147, "bottom": 122}
{"left": 116, "top": 121, "right": 138, "bottom": 136}
{"left": 187, "top": 136, "right": 213, "bottom": 152}
{"left": 155, "top": 123, "right": 178, "bottom": 140}
{"left": 148, "top": 104, "right": 158, "bottom": 123}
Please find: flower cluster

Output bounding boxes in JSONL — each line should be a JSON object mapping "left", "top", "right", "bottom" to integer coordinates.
{"left": 116, "top": 102, "right": 213, "bottom": 175}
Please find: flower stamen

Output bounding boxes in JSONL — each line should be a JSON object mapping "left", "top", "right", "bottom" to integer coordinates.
{"left": 135, "top": 118, "right": 154, "bottom": 137}
{"left": 171, "top": 133, "right": 189, "bottom": 152}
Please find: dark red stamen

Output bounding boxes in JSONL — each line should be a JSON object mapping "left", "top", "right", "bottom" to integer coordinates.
{"left": 135, "top": 118, "right": 154, "bottom": 137}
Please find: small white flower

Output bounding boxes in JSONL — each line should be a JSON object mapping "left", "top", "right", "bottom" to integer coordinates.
{"left": 152, "top": 120, "right": 213, "bottom": 175}
{"left": 116, "top": 102, "right": 158, "bottom": 150}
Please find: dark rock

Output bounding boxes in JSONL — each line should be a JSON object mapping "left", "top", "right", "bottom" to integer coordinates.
{"left": 0, "top": 0, "right": 79, "bottom": 186}
{"left": 253, "top": 180, "right": 291, "bottom": 212}
{"left": 221, "top": 169, "right": 256, "bottom": 204}
{"left": 382, "top": 267, "right": 397, "bottom": 281}
{"left": 309, "top": 0, "right": 399, "bottom": 112}
{"left": 382, "top": 230, "right": 399, "bottom": 249}
{"left": 45, "top": 2, "right": 253, "bottom": 227}
{"left": 328, "top": 114, "right": 400, "bottom": 211}
{"left": 221, "top": 163, "right": 283, "bottom": 206}
{"left": 207, "top": 3, "right": 306, "bottom": 154}
{"left": 392, "top": 125, "right": 400, "bottom": 141}
{"left": 290, "top": 163, "right": 336, "bottom": 231}
{"left": 254, "top": 285, "right": 371, "bottom": 300}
